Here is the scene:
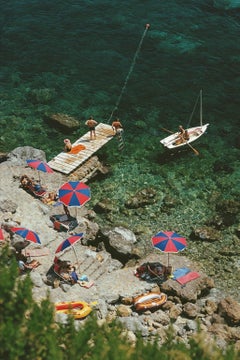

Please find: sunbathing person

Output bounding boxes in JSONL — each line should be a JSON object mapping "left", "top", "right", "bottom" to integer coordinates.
{"left": 20, "top": 175, "right": 32, "bottom": 188}
{"left": 41, "top": 191, "right": 58, "bottom": 205}
{"left": 20, "top": 175, "right": 47, "bottom": 197}
{"left": 16, "top": 251, "right": 40, "bottom": 273}
{"left": 70, "top": 266, "right": 81, "bottom": 284}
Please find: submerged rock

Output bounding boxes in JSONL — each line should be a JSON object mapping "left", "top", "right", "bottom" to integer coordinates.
{"left": 46, "top": 113, "right": 79, "bottom": 130}
{"left": 125, "top": 187, "right": 157, "bottom": 209}
{"left": 191, "top": 226, "right": 221, "bottom": 242}
{"left": 213, "top": 0, "right": 240, "bottom": 10}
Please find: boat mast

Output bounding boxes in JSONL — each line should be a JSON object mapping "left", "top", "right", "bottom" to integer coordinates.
{"left": 200, "top": 89, "right": 203, "bottom": 126}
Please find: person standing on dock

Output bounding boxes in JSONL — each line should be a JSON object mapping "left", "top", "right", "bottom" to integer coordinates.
{"left": 112, "top": 118, "right": 123, "bottom": 135}
{"left": 85, "top": 116, "right": 98, "bottom": 140}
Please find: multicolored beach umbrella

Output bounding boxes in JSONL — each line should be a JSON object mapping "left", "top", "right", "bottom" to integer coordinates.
{"left": 26, "top": 159, "right": 54, "bottom": 183}
{"left": 55, "top": 233, "right": 84, "bottom": 266}
{"left": 10, "top": 227, "right": 41, "bottom": 244}
{"left": 151, "top": 231, "right": 187, "bottom": 267}
{"left": 0, "top": 228, "right": 5, "bottom": 241}
{"left": 58, "top": 181, "right": 91, "bottom": 207}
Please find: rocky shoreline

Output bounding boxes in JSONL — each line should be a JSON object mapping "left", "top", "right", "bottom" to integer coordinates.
{"left": 1, "top": 146, "right": 240, "bottom": 350}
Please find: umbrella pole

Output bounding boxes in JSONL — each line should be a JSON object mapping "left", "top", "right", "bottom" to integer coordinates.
{"left": 168, "top": 253, "right": 170, "bottom": 267}
{"left": 72, "top": 246, "right": 80, "bottom": 269}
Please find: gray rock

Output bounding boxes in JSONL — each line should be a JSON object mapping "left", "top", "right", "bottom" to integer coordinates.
{"left": 30, "top": 272, "right": 44, "bottom": 287}
{"left": 7, "top": 146, "right": 46, "bottom": 165}
{"left": 102, "top": 226, "right": 137, "bottom": 259}
{"left": 118, "top": 317, "right": 149, "bottom": 337}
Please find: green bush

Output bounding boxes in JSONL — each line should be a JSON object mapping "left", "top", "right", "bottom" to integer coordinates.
{"left": 0, "top": 246, "right": 239, "bottom": 360}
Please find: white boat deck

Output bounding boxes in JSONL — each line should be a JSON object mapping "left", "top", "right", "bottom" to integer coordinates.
{"left": 48, "top": 123, "right": 114, "bottom": 174}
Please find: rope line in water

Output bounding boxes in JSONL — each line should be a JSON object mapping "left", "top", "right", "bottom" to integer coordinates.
{"left": 107, "top": 24, "right": 150, "bottom": 124}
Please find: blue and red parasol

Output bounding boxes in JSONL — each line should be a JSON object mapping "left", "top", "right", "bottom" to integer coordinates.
{"left": 55, "top": 234, "right": 84, "bottom": 254}
{"left": 11, "top": 227, "right": 41, "bottom": 244}
{"left": 58, "top": 181, "right": 91, "bottom": 207}
{"left": 0, "top": 228, "right": 5, "bottom": 241}
{"left": 55, "top": 233, "right": 84, "bottom": 265}
{"left": 26, "top": 159, "right": 54, "bottom": 183}
{"left": 151, "top": 231, "right": 187, "bottom": 266}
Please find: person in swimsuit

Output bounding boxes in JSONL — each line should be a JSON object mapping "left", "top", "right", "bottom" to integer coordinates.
{"left": 174, "top": 125, "right": 190, "bottom": 145}
{"left": 112, "top": 119, "right": 123, "bottom": 135}
{"left": 64, "top": 139, "right": 72, "bottom": 152}
{"left": 85, "top": 116, "right": 98, "bottom": 140}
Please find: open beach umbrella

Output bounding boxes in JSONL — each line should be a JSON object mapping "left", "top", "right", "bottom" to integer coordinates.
{"left": 55, "top": 233, "right": 84, "bottom": 266}
{"left": 151, "top": 231, "right": 187, "bottom": 267}
{"left": 58, "top": 181, "right": 91, "bottom": 207}
{"left": 58, "top": 181, "right": 91, "bottom": 218}
{"left": 0, "top": 228, "right": 5, "bottom": 241}
{"left": 10, "top": 227, "right": 41, "bottom": 245}
{"left": 26, "top": 159, "right": 54, "bottom": 183}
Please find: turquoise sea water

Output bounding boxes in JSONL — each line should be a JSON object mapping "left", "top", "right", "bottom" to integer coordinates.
{"left": 1, "top": 1, "right": 240, "bottom": 298}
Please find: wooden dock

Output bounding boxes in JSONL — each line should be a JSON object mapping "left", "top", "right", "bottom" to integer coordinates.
{"left": 48, "top": 123, "right": 114, "bottom": 174}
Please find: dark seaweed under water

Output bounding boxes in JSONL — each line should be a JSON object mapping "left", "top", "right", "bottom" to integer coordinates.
{"left": 1, "top": 1, "right": 240, "bottom": 299}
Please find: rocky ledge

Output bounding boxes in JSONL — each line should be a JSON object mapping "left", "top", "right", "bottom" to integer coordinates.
{"left": 0, "top": 146, "right": 240, "bottom": 350}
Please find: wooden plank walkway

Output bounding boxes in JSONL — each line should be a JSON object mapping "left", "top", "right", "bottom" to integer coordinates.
{"left": 48, "top": 123, "right": 114, "bottom": 174}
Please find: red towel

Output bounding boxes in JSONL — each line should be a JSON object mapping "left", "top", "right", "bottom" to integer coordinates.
{"left": 176, "top": 271, "right": 200, "bottom": 285}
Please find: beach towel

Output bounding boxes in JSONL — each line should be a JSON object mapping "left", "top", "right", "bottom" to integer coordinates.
{"left": 79, "top": 280, "right": 94, "bottom": 288}
{"left": 69, "top": 144, "right": 86, "bottom": 154}
{"left": 173, "top": 267, "right": 190, "bottom": 280}
{"left": 22, "top": 247, "right": 50, "bottom": 258}
{"left": 176, "top": 271, "right": 200, "bottom": 285}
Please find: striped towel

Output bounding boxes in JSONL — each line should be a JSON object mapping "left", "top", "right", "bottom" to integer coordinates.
{"left": 173, "top": 268, "right": 190, "bottom": 280}
{"left": 176, "top": 272, "right": 200, "bottom": 285}
{"left": 22, "top": 247, "right": 50, "bottom": 257}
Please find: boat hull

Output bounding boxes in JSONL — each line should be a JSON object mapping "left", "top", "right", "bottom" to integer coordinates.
{"left": 133, "top": 292, "right": 167, "bottom": 312}
{"left": 55, "top": 300, "right": 92, "bottom": 319}
{"left": 160, "top": 124, "right": 209, "bottom": 149}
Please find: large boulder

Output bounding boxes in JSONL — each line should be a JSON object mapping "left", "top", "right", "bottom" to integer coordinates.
{"left": 102, "top": 227, "right": 138, "bottom": 263}
{"left": 218, "top": 297, "right": 240, "bottom": 325}
{"left": 7, "top": 146, "right": 46, "bottom": 165}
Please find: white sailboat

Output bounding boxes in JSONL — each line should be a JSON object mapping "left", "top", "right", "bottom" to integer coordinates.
{"left": 160, "top": 90, "right": 209, "bottom": 150}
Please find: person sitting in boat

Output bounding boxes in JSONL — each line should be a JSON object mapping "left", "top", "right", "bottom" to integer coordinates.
{"left": 112, "top": 119, "right": 123, "bottom": 135}
{"left": 174, "top": 125, "right": 190, "bottom": 145}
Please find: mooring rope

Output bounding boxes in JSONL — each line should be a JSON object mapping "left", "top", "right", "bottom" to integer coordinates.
{"left": 107, "top": 23, "right": 150, "bottom": 124}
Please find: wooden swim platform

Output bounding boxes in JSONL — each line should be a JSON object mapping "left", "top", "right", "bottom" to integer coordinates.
{"left": 48, "top": 123, "right": 114, "bottom": 174}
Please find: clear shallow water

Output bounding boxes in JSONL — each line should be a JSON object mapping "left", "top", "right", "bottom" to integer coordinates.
{"left": 1, "top": 1, "right": 240, "bottom": 298}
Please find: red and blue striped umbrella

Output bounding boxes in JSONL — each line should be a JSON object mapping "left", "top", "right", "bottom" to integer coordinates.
{"left": 11, "top": 227, "right": 41, "bottom": 244}
{"left": 55, "top": 233, "right": 84, "bottom": 265}
{"left": 26, "top": 160, "right": 54, "bottom": 173}
{"left": 151, "top": 231, "right": 187, "bottom": 266}
{"left": 0, "top": 228, "right": 5, "bottom": 241}
{"left": 26, "top": 159, "right": 54, "bottom": 183}
{"left": 55, "top": 233, "right": 84, "bottom": 254}
{"left": 58, "top": 181, "right": 91, "bottom": 207}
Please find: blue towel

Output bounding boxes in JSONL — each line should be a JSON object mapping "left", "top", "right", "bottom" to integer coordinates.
{"left": 173, "top": 268, "right": 190, "bottom": 280}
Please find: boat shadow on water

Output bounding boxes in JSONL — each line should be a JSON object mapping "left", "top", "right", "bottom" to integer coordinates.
{"left": 156, "top": 147, "right": 196, "bottom": 166}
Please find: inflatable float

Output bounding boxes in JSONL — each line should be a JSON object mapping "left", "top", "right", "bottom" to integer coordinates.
{"left": 133, "top": 292, "right": 167, "bottom": 312}
{"left": 55, "top": 300, "right": 92, "bottom": 319}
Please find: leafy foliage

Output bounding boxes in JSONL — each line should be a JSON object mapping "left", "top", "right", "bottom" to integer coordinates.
{"left": 0, "top": 246, "right": 239, "bottom": 360}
